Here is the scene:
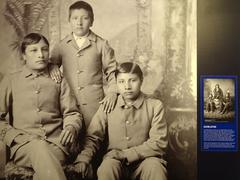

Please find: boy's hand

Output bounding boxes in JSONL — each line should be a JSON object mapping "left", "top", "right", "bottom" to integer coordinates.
{"left": 60, "top": 125, "right": 76, "bottom": 146}
{"left": 49, "top": 64, "right": 62, "bottom": 83}
{"left": 75, "top": 162, "right": 89, "bottom": 179}
{"left": 99, "top": 93, "right": 117, "bottom": 113}
{"left": 104, "top": 149, "right": 126, "bottom": 162}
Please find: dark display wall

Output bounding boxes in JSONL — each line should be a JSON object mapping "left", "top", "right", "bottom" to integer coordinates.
{"left": 198, "top": 0, "right": 240, "bottom": 179}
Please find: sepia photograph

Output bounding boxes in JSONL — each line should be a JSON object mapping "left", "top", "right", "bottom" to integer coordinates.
{"left": 200, "top": 76, "right": 238, "bottom": 153}
{"left": 0, "top": 0, "right": 196, "bottom": 180}
{"left": 203, "top": 78, "right": 236, "bottom": 122}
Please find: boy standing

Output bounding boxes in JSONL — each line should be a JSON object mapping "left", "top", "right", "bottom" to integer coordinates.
{"left": 75, "top": 62, "right": 168, "bottom": 180}
{"left": 0, "top": 33, "right": 83, "bottom": 180}
{"left": 50, "top": 1, "right": 117, "bottom": 128}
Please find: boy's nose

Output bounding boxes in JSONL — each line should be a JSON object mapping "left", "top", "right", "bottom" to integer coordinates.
{"left": 78, "top": 19, "right": 83, "bottom": 25}
{"left": 38, "top": 50, "right": 44, "bottom": 58}
{"left": 125, "top": 83, "right": 131, "bottom": 89}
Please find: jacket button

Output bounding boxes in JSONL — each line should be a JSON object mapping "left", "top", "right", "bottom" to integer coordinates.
{"left": 35, "top": 90, "right": 40, "bottom": 94}
{"left": 126, "top": 137, "right": 130, "bottom": 141}
{"left": 126, "top": 121, "right": 130, "bottom": 125}
{"left": 77, "top": 87, "right": 84, "bottom": 90}
{"left": 36, "top": 108, "right": 41, "bottom": 112}
{"left": 76, "top": 70, "right": 83, "bottom": 74}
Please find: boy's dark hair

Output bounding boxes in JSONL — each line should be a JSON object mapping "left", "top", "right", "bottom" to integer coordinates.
{"left": 116, "top": 62, "right": 143, "bottom": 80}
{"left": 21, "top": 33, "right": 49, "bottom": 54}
{"left": 69, "top": 1, "right": 94, "bottom": 23}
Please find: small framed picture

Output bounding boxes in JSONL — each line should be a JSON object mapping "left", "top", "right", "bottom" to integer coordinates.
{"left": 200, "top": 76, "right": 238, "bottom": 151}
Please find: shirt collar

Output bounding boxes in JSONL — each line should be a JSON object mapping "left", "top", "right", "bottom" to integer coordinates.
{"left": 22, "top": 65, "right": 50, "bottom": 78}
{"left": 66, "top": 30, "right": 97, "bottom": 43}
{"left": 73, "top": 32, "right": 88, "bottom": 41}
{"left": 117, "top": 92, "right": 145, "bottom": 109}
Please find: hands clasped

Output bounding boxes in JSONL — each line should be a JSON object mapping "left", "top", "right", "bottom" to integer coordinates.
{"left": 104, "top": 149, "right": 126, "bottom": 162}
{"left": 75, "top": 162, "right": 89, "bottom": 179}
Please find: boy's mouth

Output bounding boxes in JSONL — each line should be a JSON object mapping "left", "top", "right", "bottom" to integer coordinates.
{"left": 124, "top": 92, "right": 133, "bottom": 95}
{"left": 36, "top": 60, "right": 47, "bottom": 64}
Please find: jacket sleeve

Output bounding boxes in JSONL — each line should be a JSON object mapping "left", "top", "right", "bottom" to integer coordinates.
{"left": 60, "top": 78, "right": 83, "bottom": 133}
{"left": 75, "top": 105, "right": 107, "bottom": 164}
{"left": 0, "top": 75, "right": 22, "bottom": 147}
{"left": 50, "top": 42, "right": 62, "bottom": 67}
{"left": 101, "top": 40, "right": 117, "bottom": 94}
{"left": 123, "top": 101, "right": 168, "bottom": 164}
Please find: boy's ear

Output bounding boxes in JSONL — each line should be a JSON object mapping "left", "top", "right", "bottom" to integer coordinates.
{"left": 21, "top": 54, "right": 27, "bottom": 64}
{"left": 22, "top": 54, "right": 26, "bottom": 61}
{"left": 139, "top": 77, "right": 143, "bottom": 86}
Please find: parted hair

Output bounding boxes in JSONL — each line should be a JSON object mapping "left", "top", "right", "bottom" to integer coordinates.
{"left": 21, "top": 33, "right": 49, "bottom": 54}
{"left": 115, "top": 62, "right": 143, "bottom": 80}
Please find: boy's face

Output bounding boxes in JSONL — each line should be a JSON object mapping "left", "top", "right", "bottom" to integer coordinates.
{"left": 23, "top": 39, "right": 49, "bottom": 72}
{"left": 69, "top": 9, "right": 92, "bottom": 37}
{"left": 117, "top": 73, "right": 142, "bottom": 102}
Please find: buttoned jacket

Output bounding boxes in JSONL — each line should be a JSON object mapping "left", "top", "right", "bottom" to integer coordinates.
{"left": 76, "top": 93, "right": 168, "bottom": 165}
{"left": 0, "top": 66, "right": 83, "bottom": 158}
{"left": 50, "top": 31, "right": 117, "bottom": 123}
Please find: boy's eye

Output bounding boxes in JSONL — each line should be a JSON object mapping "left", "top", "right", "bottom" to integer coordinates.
{"left": 42, "top": 47, "right": 49, "bottom": 52}
{"left": 130, "top": 78, "right": 138, "bottom": 82}
{"left": 30, "top": 49, "right": 37, "bottom": 52}
{"left": 118, "top": 80, "right": 124, "bottom": 84}
{"left": 72, "top": 17, "right": 78, "bottom": 20}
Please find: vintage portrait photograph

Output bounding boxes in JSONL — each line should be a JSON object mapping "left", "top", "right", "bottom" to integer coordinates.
{"left": 202, "top": 77, "right": 236, "bottom": 123}
{"left": 200, "top": 76, "right": 238, "bottom": 153}
{"left": 0, "top": 0, "right": 196, "bottom": 180}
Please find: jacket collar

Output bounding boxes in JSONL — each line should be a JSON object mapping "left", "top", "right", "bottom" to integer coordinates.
{"left": 22, "top": 65, "right": 50, "bottom": 78}
{"left": 117, "top": 92, "right": 145, "bottom": 109}
{"left": 65, "top": 30, "right": 97, "bottom": 51}
{"left": 65, "top": 30, "right": 97, "bottom": 43}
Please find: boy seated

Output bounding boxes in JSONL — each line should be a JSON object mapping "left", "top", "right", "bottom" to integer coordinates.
{"left": 75, "top": 62, "right": 168, "bottom": 180}
{"left": 0, "top": 33, "right": 83, "bottom": 180}
{"left": 206, "top": 92, "right": 214, "bottom": 112}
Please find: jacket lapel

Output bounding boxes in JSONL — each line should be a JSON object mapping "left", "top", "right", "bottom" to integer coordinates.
{"left": 68, "top": 34, "right": 79, "bottom": 50}
{"left": 78, "top": 38, "right": 91, "bottom": 52}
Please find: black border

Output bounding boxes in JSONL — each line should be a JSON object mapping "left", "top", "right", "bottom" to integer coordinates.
{"left": 198, "top": 0, "right": 240, "bottom": 179}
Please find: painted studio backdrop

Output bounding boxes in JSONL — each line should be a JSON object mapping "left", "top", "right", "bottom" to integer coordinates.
{"left": 0, "top": 0, "right": 196, "bottom": 180}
